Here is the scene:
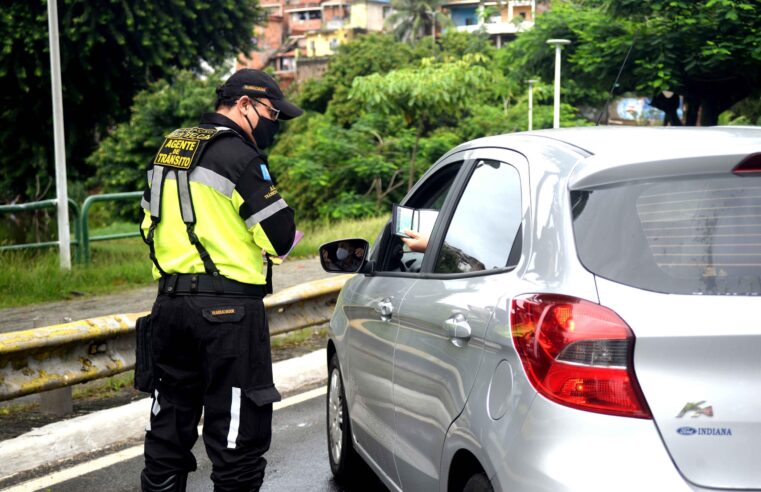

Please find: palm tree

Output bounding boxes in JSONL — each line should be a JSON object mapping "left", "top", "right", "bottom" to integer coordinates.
{"left": 385, "top": 0, "right": 452, "bottom": 44}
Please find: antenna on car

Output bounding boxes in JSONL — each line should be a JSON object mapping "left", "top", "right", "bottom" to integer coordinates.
{"left": 595, "top": 35, "right": 637, "bottom": 126}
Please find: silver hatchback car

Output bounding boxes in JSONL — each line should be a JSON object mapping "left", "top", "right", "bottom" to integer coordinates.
{"left": 319, "top": 127, "right": 761, "bottom": 492}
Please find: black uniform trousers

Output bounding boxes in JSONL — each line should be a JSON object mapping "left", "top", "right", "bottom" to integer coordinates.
{"left": 143, "top": 292, "right": 281, "bottom": 491}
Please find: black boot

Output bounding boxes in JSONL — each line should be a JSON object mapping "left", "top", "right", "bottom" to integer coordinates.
{"left": 141, "top": 470, "right": 188, "bottom": 491}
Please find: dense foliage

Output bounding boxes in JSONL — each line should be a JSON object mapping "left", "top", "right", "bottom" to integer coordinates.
{"left": 269, "top": 32, "right": 586, "bottom": 220}
{"left": 1, "top": 0, "right": 262, "bottom": 202}
{"left": 87, "top": 71, "right": 225, "bottom": 193}
{"left": 503, "top": 0, "right": 761, "bottom": 125}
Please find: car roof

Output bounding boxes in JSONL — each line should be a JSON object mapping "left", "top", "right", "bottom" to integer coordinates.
{"left": 449, "top": 126, "right": 761, "bottom": 190}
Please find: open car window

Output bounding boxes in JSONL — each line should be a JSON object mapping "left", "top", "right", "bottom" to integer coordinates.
{"left": 377, "top": 162, "right": 463, "bottom": 273}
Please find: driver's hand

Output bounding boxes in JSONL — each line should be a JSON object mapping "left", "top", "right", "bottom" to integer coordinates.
{"left": 401, "top": 229, "right": 428, "bottom": 253}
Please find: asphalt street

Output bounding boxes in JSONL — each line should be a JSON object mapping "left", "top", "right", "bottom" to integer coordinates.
{"left": 7, "top": 389, "right": 388, "bottom": 492}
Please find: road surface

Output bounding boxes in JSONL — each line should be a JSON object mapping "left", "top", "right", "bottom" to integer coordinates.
{"left": 2, "top": 388, "right": 389, "bottom": 492}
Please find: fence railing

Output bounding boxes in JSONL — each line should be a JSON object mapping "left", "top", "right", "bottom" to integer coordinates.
{"left": 80, "top": 191, "right": 143, "bottom": 263}
{"left": 0, "top": 192, "right": 143, "bottom": 263}
{"left": 0, "top": 199, "right": 81, "bottom": 259}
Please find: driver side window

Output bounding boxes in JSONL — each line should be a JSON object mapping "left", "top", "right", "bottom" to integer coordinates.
{"left": 377, "top": 162, "right": 462, "bottom": 273}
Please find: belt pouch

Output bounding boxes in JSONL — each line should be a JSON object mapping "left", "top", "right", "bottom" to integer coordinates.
{"left": 134, "top": 315, "right": 155, "bottom": 393}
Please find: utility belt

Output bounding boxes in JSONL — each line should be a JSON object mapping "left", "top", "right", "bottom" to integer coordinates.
{"left": 158, "top": 273, "right": 267, "bottom": 297}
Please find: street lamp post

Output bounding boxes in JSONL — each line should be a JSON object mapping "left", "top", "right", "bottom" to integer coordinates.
{"left": 546, "top": 39, "right": 571, "bottom": 129}
{"left": 48, "top": 0, "right": 71, "bottom": 270}
{"left": 428, "top": 9, "right": 436, "bottom": 48}
{"left": 525, "top": 79, "right": 538, "bottom": 131}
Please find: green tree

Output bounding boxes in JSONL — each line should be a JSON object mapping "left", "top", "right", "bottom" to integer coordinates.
{"left": 271, "top": 33, "right": 588, "bottom": 221}
{"left": 87, "top": 70, "right": 225, "bottom": 194}
{"left": 504, "top": 0, "right": 761, "bottom": 125}
{"left": 350, "top": 54, "right": 506, "bottom": 189}
{"left": 1, "top": 0, "right": 262, "bottom": 202}
{"left": 296, "top": 33, "right": 418, "bottom": 126}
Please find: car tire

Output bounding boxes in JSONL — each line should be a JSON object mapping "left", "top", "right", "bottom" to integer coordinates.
{"left": 327, "top": 353, "right": 360, "bottom": 483}
{"left": 462, "top": 472, "right": 493, "bottom": 492}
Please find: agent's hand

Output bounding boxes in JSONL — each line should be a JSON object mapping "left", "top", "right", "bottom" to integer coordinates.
{"left": 401, "top": 229, "right": 428, "bottom": 253}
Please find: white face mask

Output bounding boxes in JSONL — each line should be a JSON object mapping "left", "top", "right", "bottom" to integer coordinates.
{"left": 336, "top": 247, "right": 349, "bottom": 260}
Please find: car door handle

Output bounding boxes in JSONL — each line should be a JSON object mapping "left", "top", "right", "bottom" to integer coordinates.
{"left": 376, "top": 299, "right": 393, "bottom": 321}
{"left": 444, "top": 313, "right": 471, "bottom": 347}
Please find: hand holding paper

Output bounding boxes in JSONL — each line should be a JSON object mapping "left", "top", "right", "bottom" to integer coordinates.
{"left": 268, "top": 230, "right": 304, "bottom": 265}
{"left": 401, "top": 229, "right": 428, "bottom": 253}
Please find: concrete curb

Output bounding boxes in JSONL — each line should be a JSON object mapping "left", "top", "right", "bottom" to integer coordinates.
{"left": 0, "top": 349, "right": 327, "bottom": 481}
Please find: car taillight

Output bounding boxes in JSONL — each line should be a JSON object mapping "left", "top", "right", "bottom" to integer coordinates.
{"left": 511, "top": 294, "right": 651, "bottom": 419}
{"left": 733, "top": 153, "right": 761, "bottom": 175}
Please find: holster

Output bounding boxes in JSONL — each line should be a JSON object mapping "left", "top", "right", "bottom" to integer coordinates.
{"left": 134, "top": 315, "right": 155, "bottom": 393}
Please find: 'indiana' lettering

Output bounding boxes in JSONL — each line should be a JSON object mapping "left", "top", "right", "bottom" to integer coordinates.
{"left": 156, "top": 153, "right": 192, "bottom": 168}
{"left": 697, "top": 428, "right": 732, "bottom": 436}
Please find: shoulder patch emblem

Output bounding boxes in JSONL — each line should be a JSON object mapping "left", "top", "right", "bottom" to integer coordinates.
{"left": 260, "top": 164, "right": 272, "bottom": 182}
{"left": 153, "top": 127, "right": 223, "bottom": 169}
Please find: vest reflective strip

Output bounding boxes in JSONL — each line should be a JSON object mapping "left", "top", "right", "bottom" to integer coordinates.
{"left": 147, "top": 169, "right": 153, "bottom": 183}
{"left": 227, "top": 387, "right": 242, "bottom": 449}
{"left": 141, "top": 197, "right": 150, "bottom": 211}
{"left": 152, "top": 167, "right": 236, "bottom": 198}
{"left": 177, "top": 170, "right": 195, "bottom": 223}
{"left": 152, "top": 390, "right": 161, "bottom": 416}
{"left": 150, "top": 166, "right": 165, "bottom": 218}
{"left": 244, "top": 198, "right": 288, "bottom": 229}
{"left": 191, "top": 167, "right": 236, "bottom": 198}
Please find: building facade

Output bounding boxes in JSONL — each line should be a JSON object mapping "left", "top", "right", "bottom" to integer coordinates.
{"left": 237, "top": 0, "right": 540, "bottom": 85}
{"left": 237, "top": 0, "right": 390, "bottom": 87}
{"left": 442, "top": 0, "right": 537, "bottom": 47}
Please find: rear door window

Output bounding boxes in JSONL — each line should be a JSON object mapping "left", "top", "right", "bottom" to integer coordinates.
{"left": 572, "top": 174, "right": 761, "bottom": 295}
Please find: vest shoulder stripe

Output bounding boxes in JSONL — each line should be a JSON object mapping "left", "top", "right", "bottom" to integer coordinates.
{"left": 152, "top": 167, "right": 236, "bottom": 199}
{"left": 244, "top": 199, "right": 288, "bottom": 229}
{"left": 191, "top": 167, "right": 236, "bottom": 198}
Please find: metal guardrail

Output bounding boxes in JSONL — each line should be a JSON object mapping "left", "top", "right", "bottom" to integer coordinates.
{"left": 0, "top": 199, "right": 81, "bottom": 258}
{"left": 80, "top": 191, "right": 143, "bottom": 263}
{"left": 0, "top": 275, "right": 352, "bottom": 402}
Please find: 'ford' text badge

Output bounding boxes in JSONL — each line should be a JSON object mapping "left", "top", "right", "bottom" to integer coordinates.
{"left": 677, "top": 427, "right": 697, "bottom": 436}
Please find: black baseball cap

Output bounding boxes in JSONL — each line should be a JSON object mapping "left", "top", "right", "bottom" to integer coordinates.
{"left": 217, "top": 69, "right": 303, "bottom": 120}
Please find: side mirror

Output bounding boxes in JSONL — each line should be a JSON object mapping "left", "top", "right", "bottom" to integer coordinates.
{"left": 319, "top": 238, "right": 369, "bottom": 273}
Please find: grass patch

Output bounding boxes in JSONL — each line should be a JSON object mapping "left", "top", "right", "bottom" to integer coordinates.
{"left": 0, "top": 236, "right": 151, "bottom": 309}
{"left": 271, "top": 325, "right": 328, "bottom": 350}
{"left": 0, "top": 215, "right": 388, "bottom": 309}
{"left": 0, "top": 372, "right": 137, "bottom": 417}
{"left": 0, "top": 400, "right": 36, "bottom": 416}
{"left": 72, "top": 371, "right": 135, "bottom": 400}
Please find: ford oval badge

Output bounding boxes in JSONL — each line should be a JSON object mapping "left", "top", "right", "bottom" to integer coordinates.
{"left": 677, "top": 426, "right": 697, "bottom": 436}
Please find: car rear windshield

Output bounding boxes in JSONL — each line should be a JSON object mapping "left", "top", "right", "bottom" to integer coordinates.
{"left": 572, "top": 174, "right": 761, "bottom": 296}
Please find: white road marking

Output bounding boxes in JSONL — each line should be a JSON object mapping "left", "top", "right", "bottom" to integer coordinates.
{"left": 1, "top": 386, "right": 327, "bottom": 492}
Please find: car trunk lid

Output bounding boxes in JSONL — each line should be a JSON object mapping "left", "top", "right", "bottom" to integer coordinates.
{"left": 596, "top": 280, "right": 761, "bottom": 489}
